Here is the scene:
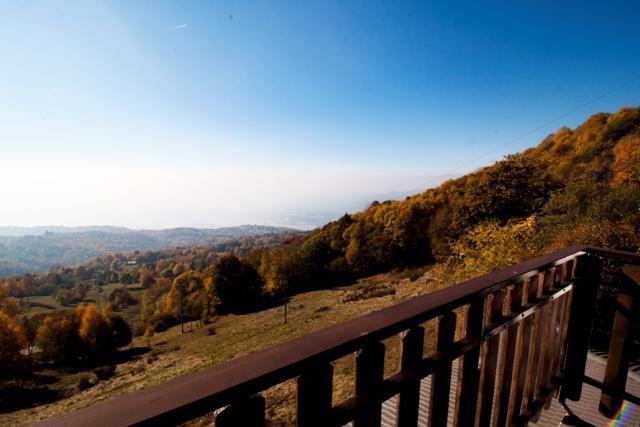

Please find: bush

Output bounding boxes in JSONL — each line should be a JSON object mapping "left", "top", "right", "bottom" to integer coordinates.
{"left": 405, "top": 268, "right": 423, "bottom": 282}
{"left": 94, "top": 365, "right": 116, "bottom": 381}
{"left": 150, "top": 312, "right": 177, "bottom": 333}
{"left": 76, "top": 374, "right": 94, "bottom": 391}
{"left": 146, "top": 351, "right": 159, "bottom": 364}
{"left": 342, "top": 284, "right": 396, "bottom": 303}
{"left": 132, "top": 321, "right": 146, "bottom": 337}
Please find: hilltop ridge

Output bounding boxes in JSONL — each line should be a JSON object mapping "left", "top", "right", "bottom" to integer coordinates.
{"left": 0, "top": 225, "right": 299, "bottom": 277}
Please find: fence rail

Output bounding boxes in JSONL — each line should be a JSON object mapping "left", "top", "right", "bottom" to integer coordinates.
{"left": 39, "top": 245, "right": 640, "bottom": 427}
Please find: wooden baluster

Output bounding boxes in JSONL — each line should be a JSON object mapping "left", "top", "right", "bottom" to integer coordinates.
{"left": 552, "top": 260, "right": 575, "bottom": 384}
{"left": 297, "top": 362, "right": 334, "bottom": 426}
{"left": 528, "top": 271, "right": 553, "bottom": 406}
{"left": 539, "top": 269, "right": 562, "bottom": 403}
{"left": 354, "top": 342, "right": 385, "bottom": 427}
{"left": 513, "top": 274, "right": 542, "bottom": 424}
{"left": 396, "top": 326, "right": 424, "bottom": 427}
{"left": 599, "top": 271, "right": 639, "bottom": 417}
{"left": 428, "top": 312, "right": 456, "bottom": 427}
{"left": 216, "top": 394, "right": 266, "bottom": 427}
{"left": 554, "top": 289, "right": 573, "bottom": 382}
{"left": 478, "top": 290, "right": 504, "bottom": 426}
{"left": 509, "top": 278, "right": 534, "bottom": 424}
{"left": 560, "top": 254, "right": 600, "bottom": 402}
{"left": 453, "top": 298, "right": 485, "bottom": 427}
{"left": 495, "top": 282, "right": 525, "bottom": 426}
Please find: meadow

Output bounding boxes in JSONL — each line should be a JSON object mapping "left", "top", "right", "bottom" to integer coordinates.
{"left": 2, "top": 267, "right": 445, "bottom": 426}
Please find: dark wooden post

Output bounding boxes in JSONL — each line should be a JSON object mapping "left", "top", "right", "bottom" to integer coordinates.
{"left": 216, "top": 394, "right": 266, "bottom": 427}
{"left": 599, "top": 272, "right": 639, "bottom": 416}
{"left": 428, "top": 312, "right": 456, "bottom": 427}
{"left": 560, "top": 254, "right": 600, "bottom": 401}
{"left": 297, "top": 362, "right": 334, "bottom": 426}
{"left": 354, "top": 342, "right": 385, "bottom": 427}
{"left": 396, "top": 326, "right": 424, "bottom": 427}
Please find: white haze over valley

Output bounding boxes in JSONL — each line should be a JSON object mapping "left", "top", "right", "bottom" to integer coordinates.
{"left": 0, "top": 159, "right": 454, "bottom": 230}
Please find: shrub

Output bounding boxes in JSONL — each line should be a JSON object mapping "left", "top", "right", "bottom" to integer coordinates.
{"left": 76, "top": 374, "right": 94, "bottom": 391}
{"left": 150, "top": 312, "right": 177, "bottom": 332}
{"left": 342, "top": 284, "right": 396, "bottom": 303}
{"left": 94, "top": 365, "right": 116, "bottom": 381}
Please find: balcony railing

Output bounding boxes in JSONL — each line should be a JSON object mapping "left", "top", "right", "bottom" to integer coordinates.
{"left": 39, "top": 245, "right": 640, "bottom": 426}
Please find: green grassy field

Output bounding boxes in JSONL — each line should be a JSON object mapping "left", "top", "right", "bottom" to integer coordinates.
{"left": 26, "top": 283, "right": 144, "bottom": 322}
{"left": 2, "top": 268, "right": 452, "bottom": 426}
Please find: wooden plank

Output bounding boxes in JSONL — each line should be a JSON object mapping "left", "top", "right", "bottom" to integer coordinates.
{"left": 428, "top": 312, "right": 456, "bottom": 427}
{"left": 297, "top": 362, "right": 334, "bottom": 426}
{"left": 495, "top": 283, "right": 525, "bottom": 426}
{"left": 509, "top": 277, "right": 537, "bottom": 422}
{"left": 532, "top": 269, "right": 556, "bottom": 399}
{"left": 561, "top": 254, "right": 600, "bottom": 401}
{"left": 478, "top": 291, "right": 504, "bottom": 427}
{"left": 554, "top": 289, "right": 573, "bottom": 381}
{"left": 453, "top": 299, "right": 485, "bottom": 427}
{"left": 354, "top": 342, "right": 385, "bottom": 427}
{"left": 599, "top": 278, "right": 639, "bottom": 417}
{"left": 396, "top": 326, "right": 424, "bottom": 427}
{"left": 540, "top": 296, "right": 561, "bottom": 409}
{"left": 517, "top": 274, "right": 543, "bottom": 419}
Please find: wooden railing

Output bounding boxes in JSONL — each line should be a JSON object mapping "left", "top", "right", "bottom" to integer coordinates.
{"left": 39, "top": 245, "right": 640, "bottom": 427}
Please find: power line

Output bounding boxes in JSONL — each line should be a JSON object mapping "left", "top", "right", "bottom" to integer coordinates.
{"left": 453, "top": 72, "right": 640, "bottom": 174}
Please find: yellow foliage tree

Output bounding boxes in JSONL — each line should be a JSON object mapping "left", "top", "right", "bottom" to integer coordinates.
{"left": 451, "top": 216, "right": 539, "bottom": 281}
{"left": 77, "top": 305, "right": 114, "bottom": 357}
{"left": 613, "top": 134, "right": 640, "bottom": 185}
{"left": 0, "top": 309, "right": 28, "bottom": 378}
{"left": 36, "top": 311, "right": 80, "bottom": 364}
{"left": 0, "top": 287, "right": 20, "bottom": 318}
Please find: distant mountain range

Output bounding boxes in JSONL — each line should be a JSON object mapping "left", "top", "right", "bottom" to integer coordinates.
{"left": 0, "top": 225, "right": 298, "bottom": 277}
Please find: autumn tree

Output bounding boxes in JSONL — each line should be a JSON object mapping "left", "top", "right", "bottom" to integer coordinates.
{"left": 453, "top": 155, "right": 558, "bottom": 231}
{"left": 211, "top": 254, "right": 263, "bottom": 313}
{"left": 104, "top": 308, "right": 133, "bottom": 348}
{"left": 0, "top": 287, "right": 20, "bottom": 318}
{"left": 138, "top": 266, "right": 155, "bottom": 289}
{"left": 36, "top": 311, "right": 82, "bottom": 364}
{"left": 108, "top": 287, "right": 137, "bottom": 309}
{"left": 78, "top": 305, "right": 115, "bottom": 358}
{"left": 0, "top": 310, "right": 28, "bottom": 378}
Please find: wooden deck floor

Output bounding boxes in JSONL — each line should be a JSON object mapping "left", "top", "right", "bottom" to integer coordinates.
{"left": 368, "top": 352, "right": 640, "bottom": 427}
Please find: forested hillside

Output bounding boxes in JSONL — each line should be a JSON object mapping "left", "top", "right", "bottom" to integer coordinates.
{"left": 243, "top": 106, "right": 640, "bottom": 295}
{"left": 0, "top": 225, "right": 298, "bottom": 277}
{"left": 1, "top": 107, "right": 639, "bottom": 416}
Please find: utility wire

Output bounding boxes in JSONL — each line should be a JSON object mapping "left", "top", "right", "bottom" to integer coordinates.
{"left": 453, "top": 72, "right": 640, "bottom": 174}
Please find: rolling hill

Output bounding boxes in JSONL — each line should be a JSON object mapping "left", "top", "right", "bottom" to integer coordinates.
{"left": 0, "top": 225, "right": 298, "bottom": 277}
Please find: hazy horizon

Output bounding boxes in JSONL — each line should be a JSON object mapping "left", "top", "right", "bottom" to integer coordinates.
{"left": 2, "top": 1, "right": 639, "bottom": 229}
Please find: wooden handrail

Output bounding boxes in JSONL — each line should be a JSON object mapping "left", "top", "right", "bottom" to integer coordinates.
{"left": 37, "top": 245, "right": 640, "bottom": 426}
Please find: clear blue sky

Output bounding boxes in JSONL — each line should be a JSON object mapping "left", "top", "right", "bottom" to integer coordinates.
{"left": 1, "top": 1, "right": 639, "bottom": 229}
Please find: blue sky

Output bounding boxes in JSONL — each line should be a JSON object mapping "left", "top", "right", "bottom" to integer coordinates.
{"left": 1, "top": 1, "right": 639, "bottom": 229}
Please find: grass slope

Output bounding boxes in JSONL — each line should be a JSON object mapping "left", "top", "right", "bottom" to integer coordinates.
{"left": 2, "top": 268, "right": 447, "bottom": 426}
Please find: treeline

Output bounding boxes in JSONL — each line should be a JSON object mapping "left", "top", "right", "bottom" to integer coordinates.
{"left": 0, "top": 231, "right": 300, "bottom": 301}
{"left": 0, "top": 227, "right": 301, "bottom": 278}
{"left": 2, "top": 106, "right": 639, "bottom": 354}
{"left": 138, "top": 107, "right": 640, "bottom": 333}
{"left": 0, "top": 290, "right": 132, "bottom": 380}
